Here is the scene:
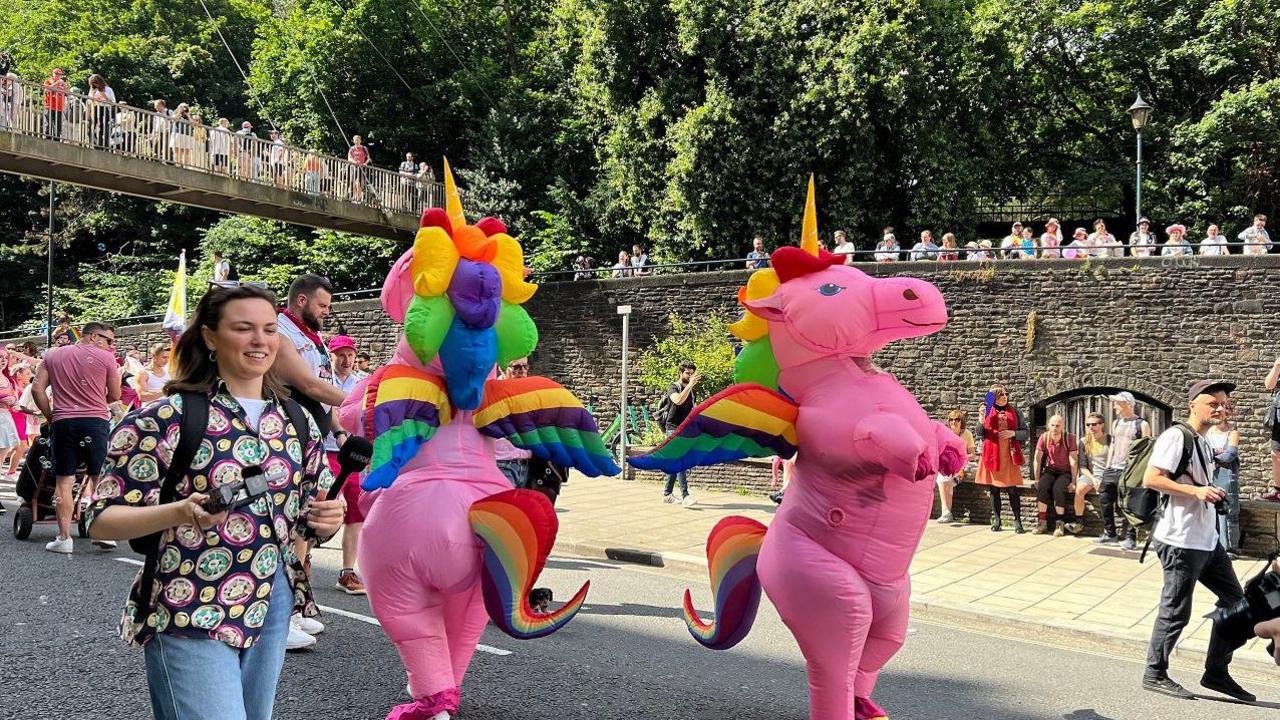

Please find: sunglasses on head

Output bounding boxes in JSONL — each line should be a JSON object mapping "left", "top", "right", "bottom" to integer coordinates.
{"left": 209, "top": 280, "right": 269, "bottom": 290}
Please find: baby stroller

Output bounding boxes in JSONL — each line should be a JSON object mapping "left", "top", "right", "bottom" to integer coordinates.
{"left": 12, "top": 428, "right": 96, "bottom": 541}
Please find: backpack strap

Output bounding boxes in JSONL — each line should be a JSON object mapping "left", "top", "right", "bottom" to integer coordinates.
{"left": 133, "top": 391, "right": 210, "bottom": 617}
{"left": 1171, "top": 422, "right": 1202, "bottom": 483}
{"left": 1139, "top": 423, "right": 1199, "bottom": 564}
{"left": 279, "top": 397, "right": 313, "bottom": 447}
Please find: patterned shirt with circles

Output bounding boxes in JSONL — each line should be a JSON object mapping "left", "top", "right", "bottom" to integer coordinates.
{"left": 86, "top": 387, "right": 333, "bottom": 649}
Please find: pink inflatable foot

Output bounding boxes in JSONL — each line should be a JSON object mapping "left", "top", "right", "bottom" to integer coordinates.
{"left": 387, "top": 687, "right": 460, "bottom": 720}
{"left": 854, "top": 696, "right": 888, "bottom": 720}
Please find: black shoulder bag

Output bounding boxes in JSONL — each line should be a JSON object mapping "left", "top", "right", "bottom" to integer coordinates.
{"left": 130, "top": 391, "right": 210, "bottom": 614}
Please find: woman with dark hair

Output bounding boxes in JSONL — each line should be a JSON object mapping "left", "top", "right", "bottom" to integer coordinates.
{"left": 86, "top": 284, "right": 343, "bottom": 720}
{"left": 976, "top": 385, "right": 1028, "bottom": 532}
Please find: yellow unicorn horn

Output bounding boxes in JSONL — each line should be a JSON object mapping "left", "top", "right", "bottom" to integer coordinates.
{"left": 443, "top": 157, "right": 466, "bottom": 229}
{"left": 798, "top": 174, "right": 819, "bottom": 254}
{"left": 799, "top": 174, "right": 818, "bottom": 256}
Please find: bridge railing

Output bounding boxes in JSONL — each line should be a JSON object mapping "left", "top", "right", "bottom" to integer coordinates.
{"left": 0, "top": 75, "right": 439, "bottom": 216}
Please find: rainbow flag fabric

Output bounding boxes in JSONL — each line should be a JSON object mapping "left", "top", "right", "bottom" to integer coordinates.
{"left": 473, "top": 376, "right": 620, "bottom": 477}
{"left": 629, "top": 383, "right": 799, "bottom": 475}
{"left": 361, "top": 364, "right": 453, "bottom": 490}
{"left": 469, "top": 489, "right": 589, "bottom": 639}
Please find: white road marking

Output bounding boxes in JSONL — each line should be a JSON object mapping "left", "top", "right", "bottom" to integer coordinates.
{"left": 549, "top": 556, "right": 618, "bottom": 569}
{"left": 115, "top": 556, "right": 513, "bottom": 656}
{"left": 316, "top": 605, "right": 513, "bottom": 656}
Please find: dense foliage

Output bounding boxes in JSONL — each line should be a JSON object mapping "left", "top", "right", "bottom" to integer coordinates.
{"left": 1, "top": 0, "right": 1277, "bottom": 329}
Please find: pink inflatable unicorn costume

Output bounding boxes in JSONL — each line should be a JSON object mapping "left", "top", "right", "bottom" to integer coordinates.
{"left": 339, "top": 161, "right": 619, "bottom": 720}
{"left": 631, "top": 178, "right": 965, "bottom": 720}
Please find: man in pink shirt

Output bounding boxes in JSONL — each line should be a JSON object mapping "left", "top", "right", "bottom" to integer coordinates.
{"left": 32, "top": 321, "right": 122, "bottom": 554}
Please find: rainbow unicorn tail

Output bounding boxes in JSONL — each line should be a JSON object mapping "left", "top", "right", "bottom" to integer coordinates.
{"left": 683, "top": 516, "right": 768, "bottom": 650}
{"left": 469, "top": 489, "right": 589, "bottom": 639}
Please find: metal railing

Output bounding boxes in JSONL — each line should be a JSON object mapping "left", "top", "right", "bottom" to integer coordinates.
{"left": 0, "top": 75, "right": 441, "bottom": 215}
{"left": 529, "top": 238, "right": 1273, "bottom": 280}
{"left": 1, "top": 239, "right": 1271, "bottom": 338}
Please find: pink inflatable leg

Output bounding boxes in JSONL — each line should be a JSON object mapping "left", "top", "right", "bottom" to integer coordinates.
{"left": 758, "top": 523, "right": 874, "bottom": 720}
{"left": 379, "top": 606, "right": 457, "bottom": 700}
{"left": 853, "top": 577, "right": 911, "bottom": 701}
{"left": 441, "top": 581, "right": 488, "bottom": 685}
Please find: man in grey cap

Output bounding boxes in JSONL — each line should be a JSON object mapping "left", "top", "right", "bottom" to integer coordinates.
{"left": 1142, "top": 379, "right": 1251, "bottom": 702}
{"left": 1095, "top": 391, "right": 1150, "bottom": 550}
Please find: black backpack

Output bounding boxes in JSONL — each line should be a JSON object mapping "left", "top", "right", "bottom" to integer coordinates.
{"left": 224, "top": 261, "right": 239, "bottom": 281}
{"left": 130, "top": 391, "right": 310, "bottom": 613}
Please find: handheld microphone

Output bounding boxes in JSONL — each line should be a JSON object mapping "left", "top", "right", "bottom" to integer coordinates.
{"left": 326, "top": 436, "right": 373, "bottom": 502}
{"left": 301, "top": 436, "right": 372, "bottom": 543}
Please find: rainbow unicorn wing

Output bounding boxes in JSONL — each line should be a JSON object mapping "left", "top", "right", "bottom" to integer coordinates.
{"left": 474, "top": 377, "right": 621, "bottom": 477}
{"left": 360, "top": 364, "right": 452, "bottom": 490}
{"left": 684, "top": 516, "right": 767, "bottom": 650}
{"left": 469, "top": 489, "right": 589, "bottom": 639}
{"left": 629, "top": 383, "right": 799, "bottom": 475}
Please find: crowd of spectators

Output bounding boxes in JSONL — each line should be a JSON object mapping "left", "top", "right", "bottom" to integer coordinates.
{"left": 0, "top": 65, "right": 442, "bottom": 210}
{"left": 743, "top": 215, "right": 1272, "bottom": 267}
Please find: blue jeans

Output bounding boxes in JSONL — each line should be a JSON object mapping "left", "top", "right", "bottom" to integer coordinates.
{"left": 145, "top": 566, "right": 292, "bottom": 720}
{"left": 663, "top": 471, "right": 688, "bottom": 497}
{"left": 1212, "top": 466, "right": 1241, "bottom": 551}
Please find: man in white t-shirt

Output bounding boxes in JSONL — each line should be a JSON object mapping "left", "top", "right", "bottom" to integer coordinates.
{"left": 832, "top": 229, "right": 856, "bottom": 265}
{"left": 1141, "top": 379, "right": 1251, "bottom": 703}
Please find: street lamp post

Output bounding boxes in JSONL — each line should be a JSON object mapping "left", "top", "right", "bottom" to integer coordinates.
{"left": 46, "top": 180, "right": 55, "bottom": 348}
{"left": 1127, "top": 94, "right": 1153, "bottom": 230}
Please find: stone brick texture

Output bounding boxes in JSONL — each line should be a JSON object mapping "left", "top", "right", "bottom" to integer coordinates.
{"left": 24, "top": 254, "right": 1280, "bottom": 554}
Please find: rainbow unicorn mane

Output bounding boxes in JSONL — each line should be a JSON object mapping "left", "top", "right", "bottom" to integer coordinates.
{"left": 402, "top": 159, "right": 539, "bottom": 411}
{"left": 683, "top": 516, "right": 768, "bottom": 650}
{"left": 469, "top": 490, "right": 589, "bottom": 639}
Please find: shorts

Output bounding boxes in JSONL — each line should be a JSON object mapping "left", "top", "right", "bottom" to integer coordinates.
{"left": 1076, "top": 474, "right": 1101, "bottom": 490}
{"left": 51, "top": 417, "right": 110, "bottom": 477}
{"left": 326, "top": 451, "right": 365, "bottom": 524}
{"left": 936, "top": 462, "right": 976, "bottom": 485}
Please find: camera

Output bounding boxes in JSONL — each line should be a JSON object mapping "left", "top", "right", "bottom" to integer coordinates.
{"left": 1208, "top": 564, "right": 1280, "bottom": 656}
{"left": 1214, "top": 498, "right": 1229, "bottom": 516}
{"left": 203, "top": 465, "right": 284, "bottom": 514}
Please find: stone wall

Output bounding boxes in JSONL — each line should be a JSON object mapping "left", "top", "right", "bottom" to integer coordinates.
{"left": 25, "top": 254, "right": 1280, "bottom": 552}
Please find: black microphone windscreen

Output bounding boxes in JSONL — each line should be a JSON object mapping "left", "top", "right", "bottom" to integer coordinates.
{"left": 337, "top": 436, "right": 373, "bottom": 471}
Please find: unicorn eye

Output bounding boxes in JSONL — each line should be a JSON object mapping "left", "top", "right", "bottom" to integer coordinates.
{"left": 817, "top": 283, "right": 844, "bottom": 297}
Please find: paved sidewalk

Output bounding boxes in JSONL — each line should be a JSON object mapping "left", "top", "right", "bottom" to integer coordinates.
{"left": 553, "top": 474, "right": 1276, "bottom": 671}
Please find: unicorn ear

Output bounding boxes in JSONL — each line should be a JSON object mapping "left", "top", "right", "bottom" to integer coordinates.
{"left": 742, "top": 293, "right": 787, "bottom": 321}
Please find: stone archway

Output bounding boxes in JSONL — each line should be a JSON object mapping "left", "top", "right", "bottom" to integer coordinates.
{"left": 1027, "top": 382, "right": 1174, "bottom": 447}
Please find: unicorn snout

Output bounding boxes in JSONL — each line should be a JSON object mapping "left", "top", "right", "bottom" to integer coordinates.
{"left": 872, "top": 278, "right": 948, "bottom": 336}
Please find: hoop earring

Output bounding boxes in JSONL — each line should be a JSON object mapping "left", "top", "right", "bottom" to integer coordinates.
{"left": 208, "top": 350, "right": 216, "bottom": 363}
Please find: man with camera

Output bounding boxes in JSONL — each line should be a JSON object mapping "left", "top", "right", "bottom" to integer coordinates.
{"left": 1142, "top": 379, "right": 1252, "bottom": 702}
{"left": 658, "top": 362, "right": 699, "bottom": 506}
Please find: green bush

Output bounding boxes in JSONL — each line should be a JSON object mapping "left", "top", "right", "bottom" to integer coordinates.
{"left": 634, "top": 311, "right": 737, "bottom": 405}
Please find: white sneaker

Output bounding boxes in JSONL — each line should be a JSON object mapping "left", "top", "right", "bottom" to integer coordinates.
{"left": 681, "top": 494, "right": 696, "bottom": 507}
{"left": 427, "top": 713, "right": 450, "bottom": 720}
{"left": 45, "top": 536, "right": 73, "bottom": 554}
{"left": 662, "top": 494, "right": 675, "bottom": 504}
{"left": 92, "top": 539, "right": 118, "bottom": 550}
{"left": 292, "top": 613, "right": 325, "bottom": 635}
{"left": 286, "top": 622, "right": 317, "bottom": 651}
